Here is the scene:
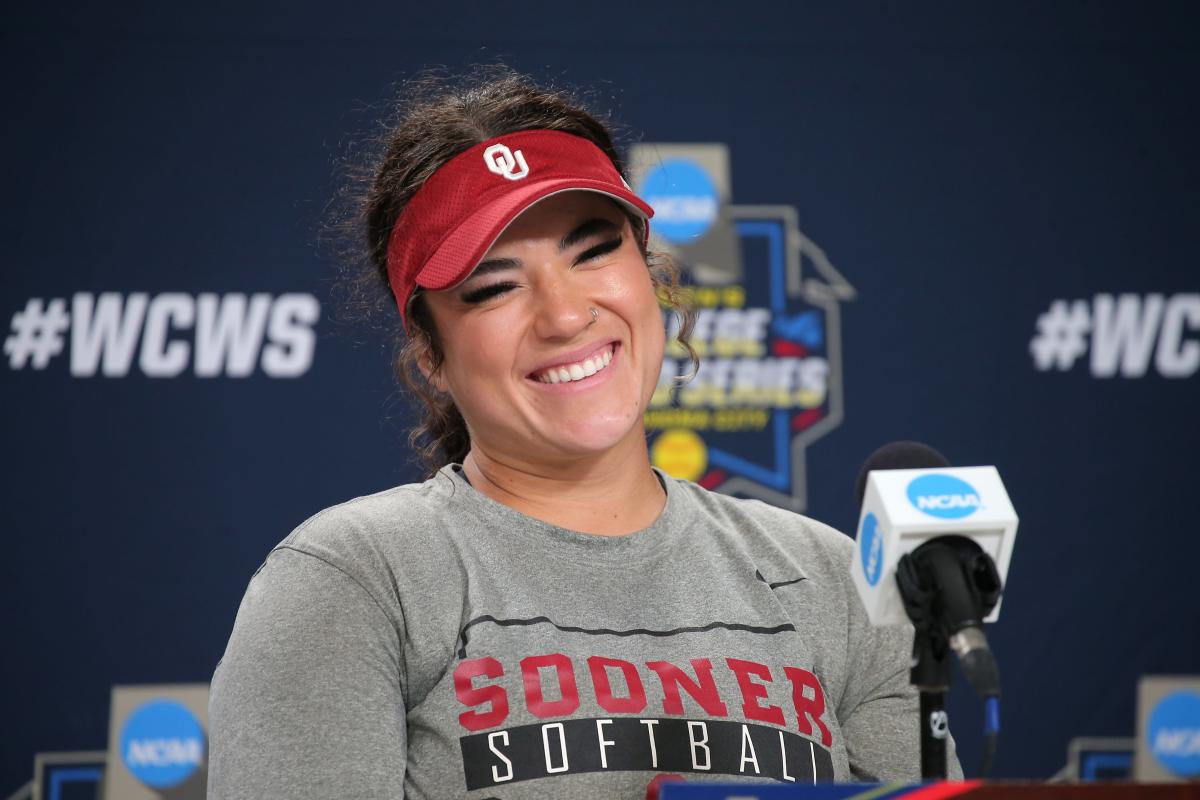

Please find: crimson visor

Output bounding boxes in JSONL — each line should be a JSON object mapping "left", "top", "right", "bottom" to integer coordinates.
{"left": 385, "top": 129, "right": 654, "bottom": 330}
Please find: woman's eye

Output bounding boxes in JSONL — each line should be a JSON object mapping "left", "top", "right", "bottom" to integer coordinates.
{"left": 575, "top": 236, "right": 623, "bottom": 265}
{"left": 461, "top": 282, "right": 517, "bottom": 304}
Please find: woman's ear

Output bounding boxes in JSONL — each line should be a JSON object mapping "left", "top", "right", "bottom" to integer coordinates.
{"left": 417, "top": 344, "right": 449, "bottom": 394}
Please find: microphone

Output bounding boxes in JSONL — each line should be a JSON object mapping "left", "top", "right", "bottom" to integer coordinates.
{"left": 850, "top": 441, "right": 1019, "bottom": 777}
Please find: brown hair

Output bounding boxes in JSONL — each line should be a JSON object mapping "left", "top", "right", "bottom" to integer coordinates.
{"left": 335, "top": 65, "right": 696, "bottom": 476}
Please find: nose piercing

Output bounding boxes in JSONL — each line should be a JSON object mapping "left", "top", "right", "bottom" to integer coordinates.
{"left": 588, "top": 307, "right": 599, "bottom": 323}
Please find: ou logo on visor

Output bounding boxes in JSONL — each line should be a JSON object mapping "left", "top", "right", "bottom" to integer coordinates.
{"left": 483, "top": 143, "right": 530, "bottom": 180}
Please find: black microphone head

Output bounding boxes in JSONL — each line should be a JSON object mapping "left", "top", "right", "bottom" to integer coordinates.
{"left": 855, "top": 441, "right": 951, "bottom": 510}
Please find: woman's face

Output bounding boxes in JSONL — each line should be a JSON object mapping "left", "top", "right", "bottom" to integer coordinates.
{"left": 421, "top": 191, "right": 665, "bottom": 467}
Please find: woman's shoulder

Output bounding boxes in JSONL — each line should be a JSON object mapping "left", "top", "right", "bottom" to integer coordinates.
{"left": 665, "top": 473, "right": 856, "bottom": 574}
{"left": 287, "top": 469, "right": 457, "bottom": 541}
{"left": 263, "top": 467, "right": 468, "bottom": 591}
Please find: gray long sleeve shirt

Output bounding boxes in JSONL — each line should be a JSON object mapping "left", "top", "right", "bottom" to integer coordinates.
{"left": 208, "top": 464, "right": 960, "bottom": 798}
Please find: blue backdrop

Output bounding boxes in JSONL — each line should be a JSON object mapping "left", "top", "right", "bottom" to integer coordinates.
{"left": 3, "top": 2, "right": 1198, "bottom": 792}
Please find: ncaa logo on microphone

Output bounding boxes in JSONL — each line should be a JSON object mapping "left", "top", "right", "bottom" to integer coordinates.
{"left": 907, "top": 474, "right": 982, "bottom": 519}
{"left": 1147, "top": 691, "right": 1200, "bottom": 778}
{"left": 483, "top": 143, "right": 530, "bottom": 181}
{"left": 859, "top": 512, "right": 884, "bottom": 586}
{"left": 119, "top": 699, "right": 206, "bottom": 788}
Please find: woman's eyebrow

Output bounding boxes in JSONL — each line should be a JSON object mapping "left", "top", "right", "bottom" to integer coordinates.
{"left": 468, "top": 218, "right": 622, "bottom": 279}
{"left": 559, "top": 217, "right": 621, "bottom": 252}
{"left": 465, "top": 257, "right": 521, "bottom": 280}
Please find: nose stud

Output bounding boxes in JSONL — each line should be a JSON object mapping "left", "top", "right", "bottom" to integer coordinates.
{"left": 588, "top": 307, "right": 599, "bottom": 324}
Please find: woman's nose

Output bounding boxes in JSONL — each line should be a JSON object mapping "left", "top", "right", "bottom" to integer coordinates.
{"left": 530, "top": 272, "right": 593, "bottom": 340}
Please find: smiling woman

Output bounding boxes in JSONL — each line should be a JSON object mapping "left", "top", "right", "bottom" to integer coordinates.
{"left": 420, "top": 192, "right": 672, "bottom": 534}
{"left": 206, "top": 66, "right": 960, "bottom": 799}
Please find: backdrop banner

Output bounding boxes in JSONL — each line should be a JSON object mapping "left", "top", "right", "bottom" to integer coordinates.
{"left": 3, "top": 3, "right": 1198, "bottom": 791}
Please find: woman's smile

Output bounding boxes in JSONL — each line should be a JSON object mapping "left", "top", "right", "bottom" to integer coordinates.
{"left": 528, "top": 341, "right": 618, "bottom": 386}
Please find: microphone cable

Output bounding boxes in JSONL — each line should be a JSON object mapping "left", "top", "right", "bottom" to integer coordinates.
{"left": 981, "top": 695, "right": 1000, "bottom": 778}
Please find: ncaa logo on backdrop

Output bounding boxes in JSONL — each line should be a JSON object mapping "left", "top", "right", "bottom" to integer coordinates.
{"left": 120, "top": 699, "right": 206, "bottom": 788}
{"left": 907, "top": 474, "right": 982, "bottom": 519}
{"left": 634, "top": 144, "right": 856, "bottom": 512}
{"left": 641, "top": 159, "right": 719, "bottom": 243}
{"left": 1148, "top": 691, "right": 1200, "bottom": 777}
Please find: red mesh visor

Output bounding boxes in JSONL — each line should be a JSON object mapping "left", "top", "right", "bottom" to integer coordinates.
{"left": 385, "top": 129, "right": 654, "bottom": 330}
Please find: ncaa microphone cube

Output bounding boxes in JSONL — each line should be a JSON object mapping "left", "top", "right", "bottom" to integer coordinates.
{"left": 851, "top": 467, "right": 1018, "bottom": 627}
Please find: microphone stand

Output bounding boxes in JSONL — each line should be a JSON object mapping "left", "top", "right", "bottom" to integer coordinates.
{"left": 898, "top": 558, "right": 953, "bottom": 779}
{"left": 896, "top": 537, "right": 1002, "bottom": 780}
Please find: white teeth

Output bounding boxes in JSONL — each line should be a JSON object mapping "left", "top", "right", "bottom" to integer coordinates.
{"left": 535, "top": 345, "right": 614, "bottom": 384}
